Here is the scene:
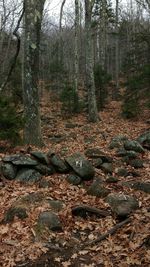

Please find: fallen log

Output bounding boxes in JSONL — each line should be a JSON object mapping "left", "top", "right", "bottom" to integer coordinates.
{"left": 72, "top": 205, "right": 110, "bottom": 218}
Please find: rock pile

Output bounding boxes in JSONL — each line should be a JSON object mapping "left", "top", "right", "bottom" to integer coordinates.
{"left": 0, "top": 130, "right": 149, "bottom": 232}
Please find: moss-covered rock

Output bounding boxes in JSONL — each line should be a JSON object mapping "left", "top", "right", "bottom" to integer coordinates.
{"left": 37, "top": 211, "right": 62, "bottom": 232}
{"left": 1, "top": 163, "right": 17, "bottom": 180}
{"left": 4, "top": 206, "right": 28, "bottom": 223}
{"left": 87, "top": 179, "right": 110, "bottom": 198}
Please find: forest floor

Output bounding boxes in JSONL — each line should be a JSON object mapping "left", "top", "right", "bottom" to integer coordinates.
{"left": 0, "top": 89, "right": 150, "bottom": 267}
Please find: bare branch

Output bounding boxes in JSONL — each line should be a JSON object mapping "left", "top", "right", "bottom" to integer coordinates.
{"left": 0, "top": 2, "right": 25, "bottom": 92}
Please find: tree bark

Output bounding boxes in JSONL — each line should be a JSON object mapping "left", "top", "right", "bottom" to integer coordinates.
{"left": 114, "top": 0, "right": 120, "bottom": 99}
{"left": 59, "top": 0, "right": 66, "bottom": 65}
{"left": 100, "top": 0, "right": 107, "bottom": 70}
{"left": 23, "top": 0, "right": 45, "bottom": 146}
{"left": 84, "top": 0, "right": 100, "bottom": 122}
{"left": 74, "top": 0, "right": 79, "bottom": 111}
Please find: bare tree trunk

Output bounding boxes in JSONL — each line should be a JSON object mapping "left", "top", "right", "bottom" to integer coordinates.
{"left": 23, "top": 0, "right": 45, "bottom": 146}
{"left": 74, "top": 0, "right": 79, "bottom": 111}
{"left": 100, "top": 0, "right": 107, "bottom": 70}
{"left": 84, "top": 0, "right": 100, "bottom": 122}
{"left": 114, "top": 0, "right": 119, "bottom": 99}
{"left": 59, "top": 0, "right": 66, "bottom": 65}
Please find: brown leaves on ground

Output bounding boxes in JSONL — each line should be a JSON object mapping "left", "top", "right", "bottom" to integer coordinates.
{"left": 0, "top": 91, "right": 150, "bottom": 266}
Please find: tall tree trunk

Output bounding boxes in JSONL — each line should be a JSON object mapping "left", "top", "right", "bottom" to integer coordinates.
{"left": 114, "top": 0, "right": 119, "bottom": 99}
{"left": 23, "top": 0, "right": 45, "bottom": 146}
{"left": 74, "top": 0, "right": 79, "bottom": 111}
{"left": 59, "top": 0, "right": 66, "bottom": 65}
{"left": 84, "top": 0, "right": 100, "bottom": 122}
{"left": 100, "top": 0, "right": 107, "bottom": 70}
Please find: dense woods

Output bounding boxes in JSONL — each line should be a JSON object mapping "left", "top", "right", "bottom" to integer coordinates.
{"left": 0, "top": 0, "right": 149, "bottom": 144}
{"left": 0, "top": 1, "right": 150, "bottom": 266}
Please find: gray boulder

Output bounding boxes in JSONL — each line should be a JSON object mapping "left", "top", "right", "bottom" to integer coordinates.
{"left": 30, "top": 151, "right": 49, "bottom": 165}
{"left": 122, "top": 181, "right": 150, "bottom": 194}
{"left": 106, "top": 193, "right": 139, "bottom": 218}
{"left": 85, "top": 148, "right": 112, "bottom": 163}
{"left": 38, "top": 211, "right": 62, "bottom": 231}
{"left": 137, "top": 130, "right": 150, "bottom": 150}
{"left": 87, "top": 179, "right": 110, "bottom": 197}
{"left": 109, "top": 135, "right": 128, "bottom": 149}
{"left": 3, "top": 154, "right": 38, "bottom": 166}
{"left": 16, "top": 168, "right": 42, "bottom": 184}
{"left": 66, "top": 153, "right": 95, "bottom": 180}
{"left": 34, "top": 163, "right": 55, "bottom": 175}
{"left": 100, "top": 163, "right": 113, "bottom": 174}
{"left": 48, "top": 151, "right": 69, "bottom": 173}
{"left": 124, "top": 140, "right": 145, "bottom": 153}
{"left": 1, "top": 163, "right": 17, "bottom": 180}
{"left": 116, "top": 149, "right": 138, "bottom": 159}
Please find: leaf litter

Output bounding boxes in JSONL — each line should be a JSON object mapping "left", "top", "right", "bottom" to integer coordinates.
{"left": 0, "top": 91, "right": 150, "bottom": 266}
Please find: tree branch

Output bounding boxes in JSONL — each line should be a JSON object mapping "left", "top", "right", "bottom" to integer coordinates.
{"left": 0, "top": 3, "right": 25, "bottom": 92}
{"left": 82, "top": 218, "right": 131, "bottom": 248}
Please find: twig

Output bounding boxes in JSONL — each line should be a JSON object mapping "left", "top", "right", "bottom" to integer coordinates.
{"left": 82, "top": 217, "right": 131, "bottom": 248}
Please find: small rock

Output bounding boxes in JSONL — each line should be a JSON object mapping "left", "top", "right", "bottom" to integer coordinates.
{"left": 48, "top": 200, "right": 64, "bottom": 211}
{"left": 66, "top": 174, "right": 82, "bottom": 185}
{"left": 34, "top": 163, "right": 55, "bottom": 175}
{"left": 100, "top": 163, "right": 113, "bottom": 174}
{"left": 16, "top": 168, "right": 42, "bottom": 184}
{"left": 106, "top": 193, "right": 139, "bottom": 218}
{"left": 117, "top": 168, "right": 128, "bottom": 177}
{"left": 109, "top": 135, "right": 128, "bottom": 149}
{"left": 85, "top": 148, "right": 105, "bottom": 159}
{"left": 1, "top": 163, "right": 17, "bottom": 180}
{"left": 38, "top": 211, "right": 62, "bottom": 231}
{"left": 30, "top": 151, "right": 49, "bottom": 165}
{"left": 85, "top": 148, "right": 112, "bottom": 162}
{"left": 106, "top": 176, "right": 119, "bottom": 183}
{"left": 4, "top": 206, "right": 28, "bottom": 223}
{"left": 91, "top": 158, "right": 103, "bottom": 168}
{"left": 116, "top": 149, "right": 138, "bottom": 159}
{"left": 87, "top": 179, "right": 110, "bottom": 197}
{"left": 137, "top": 130, "right": 150, "bottom": 150}
{"left": 130, "top": 159, "right": 144, "bottom": 168}
{"left": 48, "top": 151, "right": 69, "bottom": 173}
{"left": 122, "top": 181, "right": 150, "bottom": 194}
{"left": 124, "top": 140, "right": 145, "bottom": 153}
